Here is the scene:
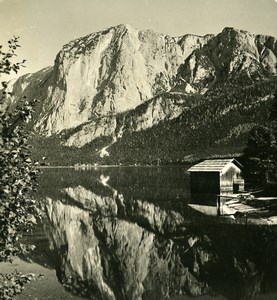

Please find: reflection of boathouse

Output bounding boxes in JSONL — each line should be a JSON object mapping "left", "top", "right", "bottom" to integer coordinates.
{"left": 188, "top": 159, "right": 244, "bottom": 203}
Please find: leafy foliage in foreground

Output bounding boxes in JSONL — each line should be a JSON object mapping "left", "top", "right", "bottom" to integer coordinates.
{"left": 0, "top": 37, "right": 41, "bottom": 299}
{"left": 0, "top": 271, "right": 43, "bottom": 300}
{"left": 0, "top": 99, "right": 40, "bottom": 261}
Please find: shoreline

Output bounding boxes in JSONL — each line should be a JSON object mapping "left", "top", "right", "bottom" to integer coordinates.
{"left": 39, "top": 164, "right": 191, "bottom": 169}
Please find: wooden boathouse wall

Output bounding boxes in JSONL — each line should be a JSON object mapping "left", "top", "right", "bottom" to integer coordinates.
{"left": 188, "top": 159, "right": 244, "bottom": 203}
{"left": 220, "top": 163, "right": 244, "bottom": 195}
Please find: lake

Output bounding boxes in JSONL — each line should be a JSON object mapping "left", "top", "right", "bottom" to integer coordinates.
{"left": 1, "top": 166, "right": 277, "bottom": 300}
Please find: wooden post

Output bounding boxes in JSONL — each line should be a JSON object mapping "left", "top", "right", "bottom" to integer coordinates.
{"left": 217, "top": 195, "right": 221, "bottom": 216}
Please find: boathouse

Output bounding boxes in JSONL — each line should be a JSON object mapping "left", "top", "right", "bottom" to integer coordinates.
{"left": 188, "top": 158, "right": 244, "bottom": 202}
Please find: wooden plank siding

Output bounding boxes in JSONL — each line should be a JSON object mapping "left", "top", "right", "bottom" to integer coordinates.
{"left": 188, "top": 158, "right": 244, "bottom": 203}
{"left": 220, "top": 164, "right": 244, "bottom": 195}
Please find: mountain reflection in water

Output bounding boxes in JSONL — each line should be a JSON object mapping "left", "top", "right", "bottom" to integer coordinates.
{"left": 31, "top": 167, "right": 277, "bottom": 300}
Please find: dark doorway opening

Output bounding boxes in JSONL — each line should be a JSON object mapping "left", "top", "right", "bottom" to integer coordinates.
{"left": 233, "top": 183, "right": 240, "bottom": 193}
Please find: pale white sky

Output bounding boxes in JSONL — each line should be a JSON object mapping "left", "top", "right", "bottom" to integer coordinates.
{"left": 1, "top": 0, "right": 277, "bottom": 78}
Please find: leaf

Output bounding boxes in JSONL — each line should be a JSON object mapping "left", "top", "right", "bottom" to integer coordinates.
{"left": 1, "top": 81, "right": 8, "bottom": 89}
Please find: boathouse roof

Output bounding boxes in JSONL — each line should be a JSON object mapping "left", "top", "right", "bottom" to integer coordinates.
{"left": 187, "top": 158, "right": 242, "bottom": 172}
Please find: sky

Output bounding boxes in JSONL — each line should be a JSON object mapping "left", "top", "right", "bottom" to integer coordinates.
{"left": 1, "top": 0, "right": 277, "bottom": 79}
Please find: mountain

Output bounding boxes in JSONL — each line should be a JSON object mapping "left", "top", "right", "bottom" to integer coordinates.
{"left": 4, "top": 25, "right": 277, "bottom": 165}
{"left": 178, "top": 27, "right": 277, "bottom": 89}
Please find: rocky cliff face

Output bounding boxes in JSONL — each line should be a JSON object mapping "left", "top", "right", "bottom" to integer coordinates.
{"left": 6, "top": 24, "right": 210, "bottom": 136}
{"left": 64, "top": 92, "right": 198, "bottom": 147}
{"left": 5, "top": 25, "right": 277, "bottom": 162}
{"left": 178, "top": 27, "right": 277, "bottom": 91}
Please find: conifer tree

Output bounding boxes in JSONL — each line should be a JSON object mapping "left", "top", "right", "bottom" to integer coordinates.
{"left": 243, "top": 90, "right": 277, "bottom": 190}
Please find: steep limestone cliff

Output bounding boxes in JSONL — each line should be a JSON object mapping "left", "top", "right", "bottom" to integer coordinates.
{"left": 4, "top": 25, "right": 277, "bottom": 162}
{"left": 6, "top": 24, "right": 211, "bottom": 137}
{"left": 64, "top": 92, "right": 200, "bottom": 147}
{"left": 178, "top": 27, "right": 277, "bottom": 90}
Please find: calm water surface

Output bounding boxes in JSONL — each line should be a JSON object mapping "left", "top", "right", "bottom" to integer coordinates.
{"left": 2, "top": 166, "right": 277, "bottom": 300}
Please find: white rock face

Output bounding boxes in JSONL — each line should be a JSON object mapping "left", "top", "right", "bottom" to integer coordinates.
{"left": 180, "top": 28, "right": 277, "bottom": 89}
{"left": 30, "top": 24, "right": 211, "bottom": 136}
{"left": 1, "top": 67, "right": 52, "bottom": 112}
{"left": 6, "top": 24, "right": 212, "bottom": 136}
{"left": 65, "top": 115, "right": 117, "bottom": 147}
{"left": 5, "top": 26, "right": 277, "bottom": 148}
{"left": 64, "top": 92, "right": 191, "bottom": 147}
